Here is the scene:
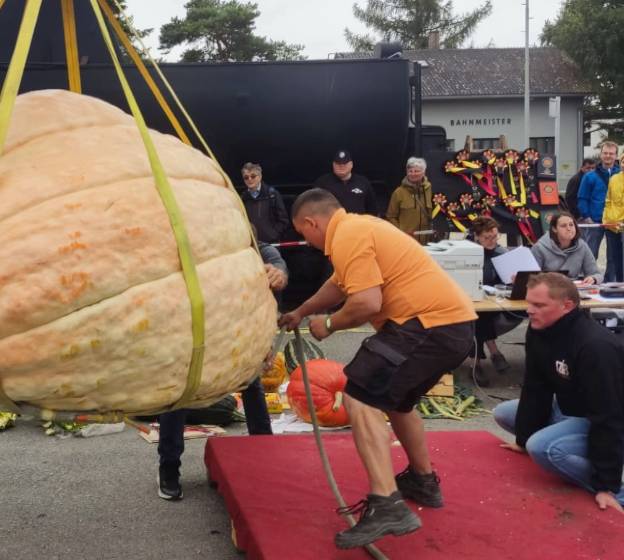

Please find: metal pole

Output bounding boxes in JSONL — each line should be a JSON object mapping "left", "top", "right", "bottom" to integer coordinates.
{"left": 554, "top": 95, "right": 561, "bottom": 184}
{"left": 524, "top": 0, "right": 530, "bottom": 149}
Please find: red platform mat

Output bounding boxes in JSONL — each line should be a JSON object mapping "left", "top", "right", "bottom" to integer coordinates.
{"left": 204, "top": 431, "right": 624, "bottom": 560}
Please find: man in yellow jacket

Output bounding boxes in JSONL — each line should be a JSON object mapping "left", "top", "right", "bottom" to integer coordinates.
{"left": 602, "top": 153, "right": 624, "bottom": 281}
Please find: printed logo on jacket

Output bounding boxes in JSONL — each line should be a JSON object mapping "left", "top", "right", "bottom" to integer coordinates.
{"left": 555, "top": 359, "right": 570, "bottom": 379}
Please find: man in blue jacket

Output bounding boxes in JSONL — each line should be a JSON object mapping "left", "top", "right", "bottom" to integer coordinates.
{"left": 577, "top": 141, "right": 620, "bottom": 280}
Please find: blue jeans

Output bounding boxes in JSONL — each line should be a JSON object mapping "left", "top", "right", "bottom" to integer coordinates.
{"left": 582, "top": 226, "right": 604, "bottom": 259}
{"left": 493, "top": 399, "right": 624, "bottom": 504}
{"left": 605, "top": 230, "right": 624, "bottom": 282}
{"left": 158, "top": 377, "right": 272, "bottom": 468}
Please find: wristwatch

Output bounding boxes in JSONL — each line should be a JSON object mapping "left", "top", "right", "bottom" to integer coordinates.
{"left": 325, "top": 314, "right": 334, "bottom": 333}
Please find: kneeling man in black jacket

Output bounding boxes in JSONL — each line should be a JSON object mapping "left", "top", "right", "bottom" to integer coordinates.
{"left": 494, "top": 272, "right": 624, "bottom": 513}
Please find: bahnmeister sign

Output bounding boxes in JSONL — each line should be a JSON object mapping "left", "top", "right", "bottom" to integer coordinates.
{"left": 449, "top": 118, "right": 513, "bottom": 126}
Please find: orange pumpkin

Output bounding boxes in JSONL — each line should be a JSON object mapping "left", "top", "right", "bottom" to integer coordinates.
{"left": 286, "top": 359, "right": 349, "bottom": 427}
{"left": 261, "top": 352, "right": 287, "bottom": 392}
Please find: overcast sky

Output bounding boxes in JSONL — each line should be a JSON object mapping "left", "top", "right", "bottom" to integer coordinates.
{"left": 124, "top": 0, "right": 566, "bottom": 60}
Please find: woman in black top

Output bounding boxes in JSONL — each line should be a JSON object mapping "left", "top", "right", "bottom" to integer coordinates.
{"left": 471, "top": 217, "right": 522, "bottom": 385}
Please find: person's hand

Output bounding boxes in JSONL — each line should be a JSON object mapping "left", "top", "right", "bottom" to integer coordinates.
{"left": 581, "top": 276, "right": 596, "bottom": 286}
{"left": 595, "top": 491, "right": 624, "bottom": 513}
{"left": 309, "top": 314, "right": 331, "bottom": 341}
{"left": 278, "top": 309, "right": 304, "bottom": 331}
{"left": 261, "top": 351, "right": 274, "bottom": 373}
{"left": 264, "top": 264, "right": 287, "bottom": 291}
{"left": 500, "top": 442, "right": 526, "bottom": 453}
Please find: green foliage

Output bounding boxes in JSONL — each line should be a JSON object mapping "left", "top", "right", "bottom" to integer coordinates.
{"left": 158, "top": 0, "right": 305, "bottom": 62}
{"left": 345, "top": 0, "right": 493, "bottom": 51}
{"left": 113, "top": 0, "right": 152, "bottom": 43}
{"left": 541, "top": 0, "right": 624, "bottom": 142}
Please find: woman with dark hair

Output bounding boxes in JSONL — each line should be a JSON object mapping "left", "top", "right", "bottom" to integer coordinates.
{"left": 470, "top": 217, "right": 521, "bottom": 385}
{"left": 531, "top": 212, "right": 603, "bottom": 285}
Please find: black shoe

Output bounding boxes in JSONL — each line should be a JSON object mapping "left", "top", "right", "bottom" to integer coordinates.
{"left": 491, "top": 352, "right": 511, "bottom": 374}
{"left": 334, "top": 491, "right": 421, "bottom": 549}
{"left": 473, "top": 364, "right": 490, "bottom": 387}
{"left": 395, "top": 467, "right": 443, "bottom": 508}
{"left": 158, "top": 466, "right": 183, "bottom": 501}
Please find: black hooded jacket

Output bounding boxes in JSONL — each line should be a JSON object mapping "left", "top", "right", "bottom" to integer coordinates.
{"left": 516, "top": 307, "right": 624, "bottom": 492}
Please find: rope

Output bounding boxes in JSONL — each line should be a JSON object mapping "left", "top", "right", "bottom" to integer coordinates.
{"left": 293, "top": 328, "right": 389, "bottom": 560}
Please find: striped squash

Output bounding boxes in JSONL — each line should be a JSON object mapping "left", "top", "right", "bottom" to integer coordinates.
{"left": 283, "top": 338, "right": 325, "bottom": 373}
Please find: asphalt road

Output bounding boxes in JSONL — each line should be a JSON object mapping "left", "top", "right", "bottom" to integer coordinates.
{"left": 0, "top": 326, "right": 526, "bottom": 560}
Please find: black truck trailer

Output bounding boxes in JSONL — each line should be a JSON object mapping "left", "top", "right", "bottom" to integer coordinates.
{"left": 0, "top": 1, "right": 447, "bottom": 305}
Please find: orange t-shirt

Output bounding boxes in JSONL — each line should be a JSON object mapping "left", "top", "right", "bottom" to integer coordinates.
{"left": 325, "top": 209, "right": 477, "bottom": 330}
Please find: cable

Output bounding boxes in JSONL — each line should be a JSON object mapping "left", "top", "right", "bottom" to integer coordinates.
{"left": 470, "top": 335, "right": 492, "bottom": 402}
{"left": 293, "top": 328, "right": 389, "bottom": 560}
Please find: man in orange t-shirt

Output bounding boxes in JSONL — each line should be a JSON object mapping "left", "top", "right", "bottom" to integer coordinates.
{"left": 280, "top": 189, "right": 476, "bottom": 550}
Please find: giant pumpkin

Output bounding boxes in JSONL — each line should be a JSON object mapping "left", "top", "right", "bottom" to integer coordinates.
{"left": 0, "top": 90, "right": 276, "bottom": 413}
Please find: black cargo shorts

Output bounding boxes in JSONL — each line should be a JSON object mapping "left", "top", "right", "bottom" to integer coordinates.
{"left": 344, "top": 318, "right": 475, "bottom": 412}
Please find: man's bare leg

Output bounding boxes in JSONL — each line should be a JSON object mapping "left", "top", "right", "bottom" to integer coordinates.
{"left": 343, "top": 394, "right": 397, "bottom": 495}
{"left": 335, "top": 394, "right": 421, "bottom": 550}
{"left": 387, "top": 409, "right": 432, "bottom": 474}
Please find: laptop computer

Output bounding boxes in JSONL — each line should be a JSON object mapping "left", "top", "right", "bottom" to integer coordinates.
{"left": 506, "top": 270, "right": 570, "bottom": 300}
{"left": 506, "top": 271, "right": 540, "bottom": 300}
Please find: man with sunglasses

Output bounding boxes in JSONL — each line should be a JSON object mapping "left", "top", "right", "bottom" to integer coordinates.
{"left": 240, "top": 162, "right": 289, "bottom": 244}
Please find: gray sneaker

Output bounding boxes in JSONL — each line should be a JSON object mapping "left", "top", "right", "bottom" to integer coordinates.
{"left": 395, "top": 467, "right": 443, "bottom": 508}
{"left": 334, "top": 491, "right": 421, "bottom": 549}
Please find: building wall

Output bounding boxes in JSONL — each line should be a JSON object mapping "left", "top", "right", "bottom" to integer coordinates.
{"left": 422, "top": 96, "right": 584, "bottom": 189}
{"left": 584, "top": 122, "right": 624, "bottom": 159}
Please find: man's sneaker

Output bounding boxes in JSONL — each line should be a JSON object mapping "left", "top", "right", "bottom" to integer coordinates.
{"left": 158, "top": 466, "right": 183, "bottom": 501}
{"left": 491, "top": 352, "right": 511, "bottom": 374}
{"left": 395, "top": 467, "right": 443, "bottom": 508}
{"left": 334, "top": 491, "right": 421, "bottom": 549}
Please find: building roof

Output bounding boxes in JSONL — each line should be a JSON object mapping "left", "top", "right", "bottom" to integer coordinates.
{"left": 336, "top": 47, "right": 593, "bottom": 99}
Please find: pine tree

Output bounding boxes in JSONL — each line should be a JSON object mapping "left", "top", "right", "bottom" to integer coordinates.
{"left": 158, "top": 0, "right": 304, "bottom": 62}
{"left": 345, "top": 0, "right": 493, "bottom": 51}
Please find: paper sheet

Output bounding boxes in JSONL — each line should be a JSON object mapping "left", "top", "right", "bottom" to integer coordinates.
{"left": 270, "top": 414, "right": 349, "bottom": 434}
{"left": 588, "top": 294, "right": 624, "bottom": 303}
{"left": 491, "top": 247, "right": 541, "bottom": 284}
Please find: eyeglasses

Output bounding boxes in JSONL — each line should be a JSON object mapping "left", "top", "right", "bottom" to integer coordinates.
{"left": 479, "top": 232, "right": 499, "bottom": 242}
{"left": 243, "top": 173, "right": 258, "bottom": 180}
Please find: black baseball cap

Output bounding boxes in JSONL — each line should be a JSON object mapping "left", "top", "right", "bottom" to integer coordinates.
{"left": 333, "top": 150, "right": 352, "bottom": 164}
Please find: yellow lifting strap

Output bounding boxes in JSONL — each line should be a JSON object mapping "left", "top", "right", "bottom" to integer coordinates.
{"left": 61, "top": 0, "right": 82, "bottom": 93}
{"left": 96, "top": 0, "right": 192, "bottom": 147}
{"left": 89, "top": 0, "right": 205, "bottom": 410}
{"left": 0, "top": 0, "right": 43, "bottom": 156}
